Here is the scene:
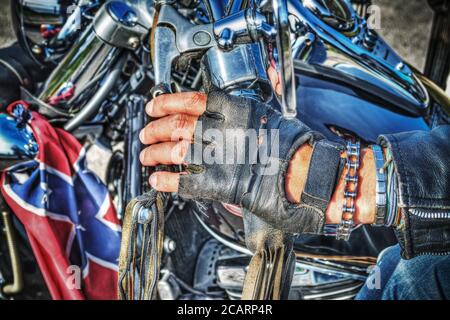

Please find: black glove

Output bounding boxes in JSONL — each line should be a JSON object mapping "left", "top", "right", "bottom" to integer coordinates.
{"left": 178, "top": 91, "right": 344, "bottom": 234}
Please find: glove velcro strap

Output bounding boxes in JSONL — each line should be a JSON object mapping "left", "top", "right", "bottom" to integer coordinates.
{"left": 300, "top": 140, "right": 343, "bottom": 213}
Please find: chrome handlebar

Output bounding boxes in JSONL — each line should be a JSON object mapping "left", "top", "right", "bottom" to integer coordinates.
{"left": 151, "top": 0, "right": 297, "bottom": 117}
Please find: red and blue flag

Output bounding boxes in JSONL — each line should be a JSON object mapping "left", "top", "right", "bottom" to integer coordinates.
{"left": 1, "top": 103, "right": 121, "bottom": 300}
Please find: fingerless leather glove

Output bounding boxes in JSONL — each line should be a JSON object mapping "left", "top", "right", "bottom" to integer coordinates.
{"left": 178, "top": 91, "right": 343, "bottom": 234}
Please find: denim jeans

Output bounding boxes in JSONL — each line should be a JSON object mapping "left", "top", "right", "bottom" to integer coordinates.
{"left": 356, "top": 244, "right": 450, "bottom": 300}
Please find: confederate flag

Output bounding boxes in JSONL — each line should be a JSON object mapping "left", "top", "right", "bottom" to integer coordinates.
{"left": 0, "top": 102, "right": 121, "bottom": 299}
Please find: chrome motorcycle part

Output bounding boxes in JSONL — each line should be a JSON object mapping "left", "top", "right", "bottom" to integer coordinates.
{"left": 150, "top": 4, "right": 216, "bottom": 95}
{"left": 151, "top": 25, "right": 180, "bottom": 96}
{"left": 11, "top": 1, "right": 100, "bottom": 65}
{"left": 192, "top": 239, "right": 229, "bottom": 297}
{"left": 1, "top": 209, "right": 24, "bottom": 295}
{"left": 39, "top": 24, "right": 120, "bottom": 108}
{"left": 63, "top": 53, "right": 127, "bottom": 131}
{"left": 216, "top": 262, "right": 364, "bottom": 300}
{"left": 163, "top": 237, "right": 176, "bottom": 253}
{"left": 272, "top": 0, "right": 297, "bottom": 118}
{"left": 107, "top": 151, "right": 125, "bottom": 219}
{"left": 193, "top": 239, "right": 364, "bottom": 300}
{"left": 56, "top": 1, "right": 96, "bottom": 44}
{"left": 213, "top": 9, "right": 277, "bottom": 48}
{"left": 121, "top": 0, "right": 155, "bottom": 29}
{"left": 303, "top": 0, "right": 357, "bottom": 32}
{"left": 417, "top": 73, "right": 450, "bottom": 118}
{"left": 203, "top": 44, "right": 271, "bottom": 100}
{"left": 123, "top": 95, "right": 147, "bottom": 207}
{"left": 153, "top": 5, "right": 215, "bottom": 54}
{"left": 204, "top": 0, "right": 226, "bottom": 20}
{"left": 93, "top": 0, "right": 148, "bottom": 50}
{"left": 288, "top": 1, "right": 430, "bottom": 113}
{"left": 14, "top": 0, "right": 64, "bottom": 29}
{"left": 292, "top": 32, "right": 316, "bottom": 61}
{"left": 0, "top": 114, "right": 38, "bottom": 171}
{"left": 157, "top": 269, "right": 181, "bottom": 300}
{"left": 151, "top": 4, "right": 273, "bottom": 93}
{"left": 108, "top": 1, "right": 139, "bottom": 27}
{"left": 227, "top": 0, "right": 245, "bottom": 15}
{"left": 151, "top": 1, "right": 293, "bottom": 110}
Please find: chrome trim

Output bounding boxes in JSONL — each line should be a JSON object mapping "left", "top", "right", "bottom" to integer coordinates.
{"left": 39, "top": 25, "right": 120, "bottom": 105}
{"left": 295, "top": 261, "right": 367, "bottom": 281}
{"left": 93, "top": 1, "right": 148, "bottom": 49}
{"left": 193, "top": 211, "right": 253, "bottom": 255}
{"left": 64, "top": 54, "right": 127, "bottom": 131}
{"left": 193, "top": 211, "right": 369, "bottom": 282}
{"left": 273, "top": 0, "right": 297, "bottom": 118}
{"left": 0, "top": 113, "right": 38, "bottom": 171}
{"left": 203, "top": 44, "right": 271, "bottom": 99}
{"left": 302, "top": 282, "right": 362, "bottom": 300}
{"left": 122, "top": 0, "right": 155, "bottom": 29}
{"left": 108, "top": 1, "right": 139, "bottom": 27}
{"left": 21, "top": 0, "right": 60, "bottom": 15}
{"left": 303, "top": 0, "right": 357, "bottom": 32}
{"left": 204, "top": 0, "right": 226, "bottom": 21}
{"left": 288, "top": 0, "right": 430, "bottom": 111}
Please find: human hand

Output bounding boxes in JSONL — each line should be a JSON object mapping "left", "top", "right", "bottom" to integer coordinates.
{"left": 139, "top": 88, "right": 332, "bottom": 234}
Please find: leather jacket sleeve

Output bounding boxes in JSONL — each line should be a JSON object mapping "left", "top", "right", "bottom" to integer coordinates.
{"left": 379, "top": 125, "right": 450, "bottom": 259}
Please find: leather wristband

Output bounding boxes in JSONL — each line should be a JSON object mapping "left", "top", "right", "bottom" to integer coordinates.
{"left": 300, "top": 140, "right": 345, "bottom": 215}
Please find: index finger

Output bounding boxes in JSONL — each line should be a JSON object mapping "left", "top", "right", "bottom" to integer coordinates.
{"left": 146, "top": 92, "right": 207, "bottom": 118}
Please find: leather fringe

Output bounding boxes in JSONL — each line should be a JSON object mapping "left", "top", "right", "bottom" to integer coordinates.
{"left": 118, "top": 190, "right": 165, "bottom": 300}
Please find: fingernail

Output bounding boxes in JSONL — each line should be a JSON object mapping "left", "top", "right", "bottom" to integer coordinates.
{"left": 149, "top": 174, "right": 158, "bottom": 187}
{"left": 139, "top": 129, "right": 144, "bottom": 142}
{"left": 146, "top": 100, "right": 154, "bottom": 115}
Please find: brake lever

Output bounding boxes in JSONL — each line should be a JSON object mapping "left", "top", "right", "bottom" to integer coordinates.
{"left": 150, "top": 3, "right": 278, "bottom": 98}
{"left": 150, "top": 4, "right": 215, "bottom": 98}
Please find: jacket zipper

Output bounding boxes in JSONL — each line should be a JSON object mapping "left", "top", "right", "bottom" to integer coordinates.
{"left": 409, "top": 209, "right": 450, "bottom": 219}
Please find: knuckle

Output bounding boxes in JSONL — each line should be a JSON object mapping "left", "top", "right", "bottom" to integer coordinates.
{"left": 170, "top": 143, "right": 184, "bottom": 164}
{"left": 177, "top": 141, "right": 189, "bottom": 161}
{"left": 185, "top": 92, "right": 205, "bottom": 114}
{"left": 174, "top": 113, "right": 189, "bottom": 130}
